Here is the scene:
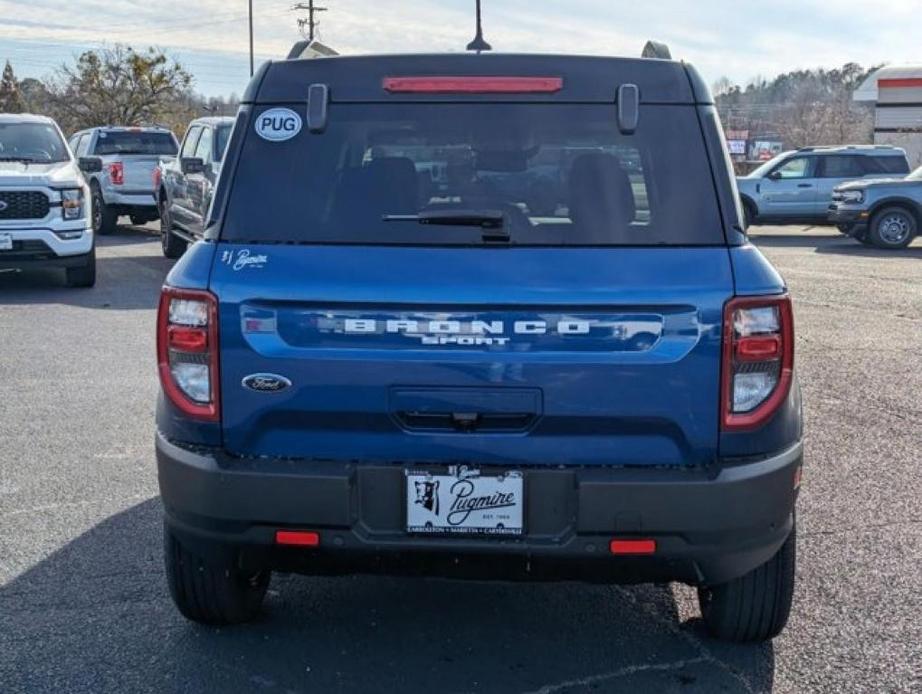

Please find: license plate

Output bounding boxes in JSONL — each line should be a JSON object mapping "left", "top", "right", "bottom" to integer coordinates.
{"left": 406, "top": 467, "right": 524, "bottom": 535}
{"left": 0, "top": 234, "right": 11, "bottom": 251}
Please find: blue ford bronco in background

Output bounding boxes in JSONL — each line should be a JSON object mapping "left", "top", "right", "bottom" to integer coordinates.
{"left": 156, "top": 48, "right": 803, "bottom": 642}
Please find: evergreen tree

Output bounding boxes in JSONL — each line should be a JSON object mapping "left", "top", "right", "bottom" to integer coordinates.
{"left": 0, "top": 61, "right": 26, "bottom": 113}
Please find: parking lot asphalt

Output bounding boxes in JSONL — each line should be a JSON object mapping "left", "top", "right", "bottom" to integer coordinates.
{"left": 0, "top": 225, "right": 920, "bottom": 693}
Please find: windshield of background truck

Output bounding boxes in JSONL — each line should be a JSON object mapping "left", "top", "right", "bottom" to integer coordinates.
{"left": 0, "top": 123, "right": 69, "bottom": 163}
{"left": 222, "top": 103, "right": 725, "bottom": 246}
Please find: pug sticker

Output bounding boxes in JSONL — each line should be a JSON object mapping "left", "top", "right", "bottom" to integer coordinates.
{"left": 255, "top": 108, "right": 302, "bottom": 142}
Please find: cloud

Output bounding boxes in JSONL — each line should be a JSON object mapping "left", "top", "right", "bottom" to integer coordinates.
{"left": 1, "top": 0, "right": 920, "bottom": 95}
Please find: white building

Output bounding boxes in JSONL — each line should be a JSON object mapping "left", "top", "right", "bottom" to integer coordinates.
{"left": 854, "top": 65, "right": 922, "bottom": 167}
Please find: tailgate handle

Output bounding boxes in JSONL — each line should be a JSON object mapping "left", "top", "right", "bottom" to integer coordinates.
{"left": 389, "top": 387, "right": 542, "bottom": 433}
{"left": 451, "top": 412, "right": 480, "bottom": 432}
{"left": 396, "top": 410, "right": 536, "bottom": 433}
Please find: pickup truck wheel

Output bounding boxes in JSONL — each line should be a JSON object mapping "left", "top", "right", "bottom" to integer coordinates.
{"left": 164, "top": 524, "right": 270, "bottom": 625}
{"left": 65, "top": 247, "right": 96, "bottom": 288}
{"left": 697, "top": 522, "right": 796, "bottom": 642}
{"left": 160, "top": 202, "right": 187, "bottom": 259}
{"left": 91, "top": 184, "right": 118, "bottom": 236}
{"left": 869, "top": 207, "right": 916, "bottom": 249}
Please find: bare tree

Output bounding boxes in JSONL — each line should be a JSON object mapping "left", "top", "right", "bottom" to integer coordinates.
{"left": 715, "top": 64, "right": 876, "bottom": 150}
{"left": 47, "top": 45, "right": 194, "bottom": 132}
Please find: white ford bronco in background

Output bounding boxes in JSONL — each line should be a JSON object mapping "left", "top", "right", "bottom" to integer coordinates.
{"left": 0, "top": 113, "right": 97, "bottom": 287}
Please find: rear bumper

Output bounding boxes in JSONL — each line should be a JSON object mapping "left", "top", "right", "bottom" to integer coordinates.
{"left": 102, "top": 189, "right": 158, "bottom": 208}
{"left": 157, "top": 432, "right": 802, "bottom": 586}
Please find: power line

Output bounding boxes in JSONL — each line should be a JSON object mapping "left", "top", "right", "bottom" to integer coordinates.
{"left": 291, "top": 1, "right": 327, "bottom": 41}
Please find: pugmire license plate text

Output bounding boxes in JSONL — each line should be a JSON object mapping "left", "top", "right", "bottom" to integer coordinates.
{"left": 406, "top": 468, "right": 524, "bottom": 535}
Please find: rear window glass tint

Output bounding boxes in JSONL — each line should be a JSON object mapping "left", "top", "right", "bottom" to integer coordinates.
{"left": 866, "top": 155, "right": 910, "bottom": 175}
{"left": 94, "top": 131, "right": 177, "bottom": 156}
{"left": 222, "top": 103, "right": 725, "bottom": 246}
{"left": 819, "top": 156, "right": 864, "bottom": 178}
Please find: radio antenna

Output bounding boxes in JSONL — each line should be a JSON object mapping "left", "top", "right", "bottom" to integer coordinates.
{"left": 466, "top": 0, "right": 492, "bottom": 52}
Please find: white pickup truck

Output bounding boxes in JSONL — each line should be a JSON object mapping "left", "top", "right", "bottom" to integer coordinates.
{"left": 0, "top": 113, "right": 95, "bottom": 287}
{"left": 68, "top": 126, "right": 179, "bottom": 235}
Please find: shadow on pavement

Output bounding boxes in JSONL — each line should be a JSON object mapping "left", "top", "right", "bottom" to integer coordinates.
{"left": 813, "top": 243, "right": 922, "bottom": 258}
{"left": 748, "top": 231, "right": 845, "bottom": 248}
{"left": 750, "top": 230, "right": 922, "bottom": 256}
{"left": 0, "top": 499, "right": 774, "bottom": 693}
{"left": 0, "top": 230, "right": 172, "bottom": 310}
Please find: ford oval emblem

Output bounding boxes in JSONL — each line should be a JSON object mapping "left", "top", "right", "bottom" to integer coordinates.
{"left": 242, "top": 373, "right": 292, "bottom": 393}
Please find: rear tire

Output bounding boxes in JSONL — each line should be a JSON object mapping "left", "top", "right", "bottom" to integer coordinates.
{"left": 91, "top": 184, "right": 118, "bottom": 236}
{"left": 160, "top": 201, "right": 187, "bottom": 259}
{"left": 869, "top": 206, "right": 916, "bottom": 249}
{"left": 698, "top": 522, "right": 796, "bottom": 642}
{"left": 65, "top": 247, "right": 96, "bottom": 288}
{"left": 164, "top": 523, "right": 270, "bottom": 625}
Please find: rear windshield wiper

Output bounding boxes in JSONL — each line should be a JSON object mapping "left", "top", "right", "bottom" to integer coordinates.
{"left": 383, "top": 209, "right": 505, "bottom": 229}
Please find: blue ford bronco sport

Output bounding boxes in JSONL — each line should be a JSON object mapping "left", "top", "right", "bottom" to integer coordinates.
{"left": 156, "top": 47, "right": 803, "bottom": 642}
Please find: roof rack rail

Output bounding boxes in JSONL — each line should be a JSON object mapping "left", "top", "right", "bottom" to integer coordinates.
{"left": 797, "top": 144, "right": 897, "bottom": 153}
{"left": 641, "top": 40, "right": 672, "bottom": 60}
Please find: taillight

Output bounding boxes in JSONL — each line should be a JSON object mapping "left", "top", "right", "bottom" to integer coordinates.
{"left": 157, "top": 287, "right": 220, "bottom": 421}
{"left": 721, "top": 295, "right": 794, "bottom": 431}
{"left": 108, "top": 161, "right": 124, "bottom": 185}
{"left": 382, "top": 76, "right": 563, "bottom": 93}
{"left": 152, "top": 167, "right": 162, "bottom": 190}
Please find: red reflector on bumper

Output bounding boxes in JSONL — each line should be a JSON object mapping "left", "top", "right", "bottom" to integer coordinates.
{"left": 609, "top": 539, "right": 656, "bottom": 555}
{"left": 275, "top": 530, "right": 320, "bottom": 547}
{"left": 383, "top": 76, "right": 563, "bottom": 93}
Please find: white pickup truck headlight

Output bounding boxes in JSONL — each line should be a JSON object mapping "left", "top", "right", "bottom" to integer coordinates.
{"left": 60, "top": 188, "right": 86, "bottom": 220}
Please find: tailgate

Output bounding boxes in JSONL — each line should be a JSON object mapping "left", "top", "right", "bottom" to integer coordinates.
{"left": 211, "top": 244, "right": 732, "bottom": 468}
{"left": 121, "top": 156, "right": 161, "bottom": 192}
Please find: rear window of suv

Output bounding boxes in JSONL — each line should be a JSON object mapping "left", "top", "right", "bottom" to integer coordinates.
{"left": 221, "top": 103, "right": 725, "bottom": 246}
{"left": 94, "top": 131, "right": 178, "bottom": 156}
{"left": 866, "top": 155, "right": 910, "bottom": 175}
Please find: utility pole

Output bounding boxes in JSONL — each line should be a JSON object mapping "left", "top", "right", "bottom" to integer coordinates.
{"left": 292, "top": 1, "right": 328, "bottom": 42}
{"left": 248, "top": 0, "right": 254, "bottom": 76}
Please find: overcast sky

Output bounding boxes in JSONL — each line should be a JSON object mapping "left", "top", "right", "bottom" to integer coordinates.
{"left": 1, "top": 0, "right": 920, "bottom": 97}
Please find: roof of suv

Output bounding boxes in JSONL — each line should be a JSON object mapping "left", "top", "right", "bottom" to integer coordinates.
{"left": 245, "top": 53, "right": 713, "bottom": 105}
